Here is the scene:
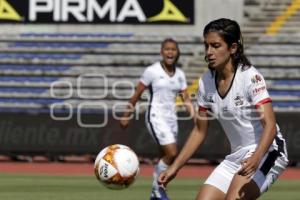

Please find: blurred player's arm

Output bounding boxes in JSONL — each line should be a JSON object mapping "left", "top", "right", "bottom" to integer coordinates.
{"left": 120, "top": 82, "right": 146, "bottom": 128}
{"left": 179, "top": 89, "right": 195, "bottom": 119}
{"left": 158, "top": 109, "right": 209, "bottom": 186}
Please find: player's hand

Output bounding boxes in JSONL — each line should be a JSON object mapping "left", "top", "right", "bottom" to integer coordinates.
{"left": 120, "top": 117, "right": 130, "bottom": 129}
{"left": 238, "top": 154, "right": 260, "bottom": 177}
{"left": 158, "top": 166, "right": 178, "bottom": 187}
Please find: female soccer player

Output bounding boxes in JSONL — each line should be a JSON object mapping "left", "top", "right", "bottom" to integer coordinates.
{"left": 158, "top": 18, "right": 289, "bottom": 200}
{"left": 120, "top": 38, "right": 194, "bottom": 200}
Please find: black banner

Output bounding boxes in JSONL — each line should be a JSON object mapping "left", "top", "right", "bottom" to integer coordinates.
{"left": 0, "top": 112, "right": 299, "bottom": 162}
{"left": 0, "top": 0, "right": 194, "bottom": 24}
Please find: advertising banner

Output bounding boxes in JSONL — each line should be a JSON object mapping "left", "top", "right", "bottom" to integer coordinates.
{"left": 0, "top": 0, "right": 194, "bottom": 24}
{"left": 0, "top": 112, "right": 299, "bottom": 162}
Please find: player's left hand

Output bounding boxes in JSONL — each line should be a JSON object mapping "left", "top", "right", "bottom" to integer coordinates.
{"left": 238, "top": 154, "right": 261, "bottom": 177}
{"left": 120, "top": 117, "right": 130, "bottom": 129}
{"left": 158, "top": 165, "right": 178, "bottom": 187}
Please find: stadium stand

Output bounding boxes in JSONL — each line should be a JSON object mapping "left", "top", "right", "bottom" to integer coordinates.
{"left": 0, "top": 0, "right": 299, "bottom": 164}
{"left": 186, "top": 0, "right": 300, "bottom": 112}
{"left": 0, "top": 32, "right": 203, "bottom": 113}
{"left": 0, "top": 0, "right": 299, "bottom": 115}
{"left": 244, "top": 0, "right": 300, "bottom": 111}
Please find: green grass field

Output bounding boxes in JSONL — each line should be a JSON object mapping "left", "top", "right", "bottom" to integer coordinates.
{"left": 0, "top": 174, "right": 299, "bottom": 200}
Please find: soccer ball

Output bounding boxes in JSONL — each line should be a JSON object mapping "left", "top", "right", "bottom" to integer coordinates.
{"left": 94, "top": 144, "right": 140, "bottom": 189}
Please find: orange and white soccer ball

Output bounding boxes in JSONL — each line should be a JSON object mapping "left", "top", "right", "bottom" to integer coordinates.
{"left": 94, "top": 144, "right": 140, "bottom": 189}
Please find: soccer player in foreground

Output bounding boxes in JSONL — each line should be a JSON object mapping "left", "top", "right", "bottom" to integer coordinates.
{"left": 158, "top": 18, "right": 289, "bottom": 200}
{"left": 120, "top": 38, "right": 194, "bottom": 200}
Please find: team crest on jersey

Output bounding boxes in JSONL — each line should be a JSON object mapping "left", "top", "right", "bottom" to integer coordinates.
{"left": 251, "top": 74, "right": 262, "bottom": 84}
{"left": 234, "top": 95, "right": 244, "bottom": 106}
{"left": 203, "top": 93, "right": 215, "bottom": 103}
{"left": 222, "top": 106, "right": 229, "bottom": 112}
{"left": 178, "top": 77, "right": 183, "bottom": 84}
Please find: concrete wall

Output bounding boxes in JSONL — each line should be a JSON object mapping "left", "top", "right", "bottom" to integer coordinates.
{"left": 199, "top": 0, "right": 244, "bottom": 29}
{"left": 0, "top": 112, "right": 299, "bottom": 161}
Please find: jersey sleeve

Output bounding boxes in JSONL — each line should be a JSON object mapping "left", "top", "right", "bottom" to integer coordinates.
{"left": 139, "top": 67, "right": 153, "bottom": 86}
{"left": 180, "top": 71, "right": 188, "bottom": 91}
{"left": 197, "top": 78, "right": 208, "bottom": 111}
{"left": 246, "top": 69, "right": 271, "bottom": 107}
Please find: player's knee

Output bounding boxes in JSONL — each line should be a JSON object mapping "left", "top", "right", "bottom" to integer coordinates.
{"left": 169, "top": 149, "right": 178, "bottom": 159}
{"left": 225, "top": 192, "right": 258, "bottom": 200}
{"left": 163, "top": 152, "right": 177, "bottom": 164}
{"left": 225, "top": 189, "right": 246, "bottom": 200}
{"left": 225, "top": 195, "right": 242, "bottom": 200}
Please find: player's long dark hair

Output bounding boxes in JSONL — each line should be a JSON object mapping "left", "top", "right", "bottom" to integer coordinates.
{"left": 203, "top": 18, "right": 251, "bottom": 71}
{"left": 161, "top": 38, "right": 180, "bottom": 65}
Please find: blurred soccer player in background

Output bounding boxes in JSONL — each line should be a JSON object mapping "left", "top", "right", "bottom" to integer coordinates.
{"left": 120, "top": 38, "right": 194, "bottom": 200}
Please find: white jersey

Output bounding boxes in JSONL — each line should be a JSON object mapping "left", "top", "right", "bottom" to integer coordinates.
{"left": 140, "top": 62, "right": 187, "bottom": 120}
{"left": 197, "top": 65, "right": 285, "bottom": 153}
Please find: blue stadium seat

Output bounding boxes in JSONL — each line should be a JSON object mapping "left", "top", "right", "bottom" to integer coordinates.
{"left": 273, "top": 80, "right": 300, "bottom": 85}
{"left": 0, "top": 76, "right": 59, "bottom": 82}
{"left": 0, "top": 88, "right": 46, "bottom": 93}
{"left": 272, "top": 102, "right": 300, "bottom": 108}
{"left": 8, "top": 42, "right": 110, "bottom": 48}
{"left": 20, "top": 33, "right": 133, "bottom": 38}
{"left": 0, "top": 64, "right": 71, "bottom": 71}
{"left": 0, "top": 98, "right": 64, "bottom": 104}
{"left": 269, "top": 90, "right": 300, "bottom": 96}
{"left": 0, "top": 53, "right": 81, "bottom": 60}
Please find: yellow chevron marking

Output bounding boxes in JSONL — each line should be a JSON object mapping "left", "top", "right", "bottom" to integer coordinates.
{"left": 0, "top": 0, "right": 22, "bottom": 21}
{"left": 266, "top": 0, "right": 300, "bottom": 35}
{"left": 148, "top": 0, "right": 188, "bottom": 22}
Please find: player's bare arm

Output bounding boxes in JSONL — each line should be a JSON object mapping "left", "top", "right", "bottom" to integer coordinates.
{"left": 239, "top": 102, "right": 277, "bottom": 177}
{"left": 120, "top": 82, "right": 146, "bottom": 128}
{"left": 179, "top": 89, "right": 195, "bottom": 119}
{"left": 158, "top": 110, "right": 209, "bottom": 186}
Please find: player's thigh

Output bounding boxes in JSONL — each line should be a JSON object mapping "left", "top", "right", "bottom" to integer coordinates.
{"left": 196, "top": 184, "right": 225, "bottom": 200}
{"left": 225, "top": 174, "right": 260, "bottom": 200}
{"left": 146, "top": 119, "right": 177, "bottom": 145}
{"left": 160, "top": 143, "right": 177, "bottom": 157}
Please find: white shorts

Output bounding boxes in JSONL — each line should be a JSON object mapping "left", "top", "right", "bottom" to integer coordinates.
{"left": 145, "top": 114, "right": 178, "bottom": 145}
{"left": 204, "top": 143, "right": 288, "bottom": 194}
